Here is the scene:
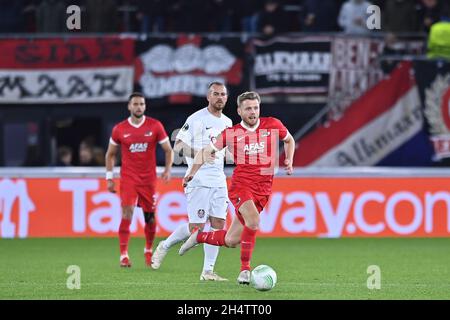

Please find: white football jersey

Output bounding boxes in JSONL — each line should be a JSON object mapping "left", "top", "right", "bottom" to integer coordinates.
{"left": 176, "top": 107, "right": 233, "bottom": 188}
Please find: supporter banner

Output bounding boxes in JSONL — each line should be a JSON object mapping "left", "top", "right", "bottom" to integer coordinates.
{"left": 1, "top": 176, "right": 449, "bottom": 238}
{"left": 293, "top": 62, "right": 434, "bottom": 167}
{"left": 414, "top": 60, "right": 450, "bottom": 160}
{"left": 0, "top": 37, "right": 134, "bottom": 103}
{"left": 134, "top": 35, "right": 245, "bottom": 104}
{"left": 327, "top": 36, "right": 385, "bottom": 117}
{"left": 251, "top": 36, "right": 332, "bottom": 94}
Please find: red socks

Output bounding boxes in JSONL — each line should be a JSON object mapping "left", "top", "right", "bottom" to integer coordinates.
{"left": 119, "top": 218, "right": 131, "bottom": 256}
{"left": 196, "top": 225, "right": 257, "bottom": 271}
{"left": 144, "top": 221, "right": 156, "bottom": 251}
{"left": 197, "top": 229, "right": 227, "bottom": 246}
{"left": 240, "top": 226, "right": 257, "bottom": 271}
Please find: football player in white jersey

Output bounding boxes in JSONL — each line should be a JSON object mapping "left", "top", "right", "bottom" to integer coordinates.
{"left": 151, "top": 82, "right": 233, "bottom": 281}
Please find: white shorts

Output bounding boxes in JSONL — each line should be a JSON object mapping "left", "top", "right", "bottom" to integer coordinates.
{"left": 185, "top": 186, "right": 229, "bottom": 224}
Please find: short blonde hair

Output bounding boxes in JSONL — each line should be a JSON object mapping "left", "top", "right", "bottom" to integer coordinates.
{"left": 237, "top": 91, "right": 261, "bottom": 107}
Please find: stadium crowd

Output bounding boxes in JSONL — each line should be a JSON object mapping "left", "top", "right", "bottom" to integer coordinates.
{"left": 0, "top": 0, "right": 449, "bottom": 35}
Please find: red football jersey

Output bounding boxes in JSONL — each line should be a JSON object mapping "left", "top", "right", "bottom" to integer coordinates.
{"left": 110, "top": 116, "right": 169, "bottom": 185}
{"left": 212, "top": 117, "right": 289, "bottom": 196}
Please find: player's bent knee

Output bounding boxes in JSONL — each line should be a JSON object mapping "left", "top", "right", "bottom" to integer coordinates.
{"left": 245, "top": 222, "right": 259, "bottom": 230}
{"left": 225, "top": 235, "right": 240, "bottom": 248}
{"left": 244, "top": 215, "right": 260, "bottom": 230}
{"left": 189, "top": 223, "right": 205, "bottom": 232}
{"left": 210, "top": 217, "right": 225, "bottom": 230}
{"left": 122, "top": 207, "right": 134, "bottom": 220}
{"left": 144, "top": 212, "right": 155, "bottom": 224}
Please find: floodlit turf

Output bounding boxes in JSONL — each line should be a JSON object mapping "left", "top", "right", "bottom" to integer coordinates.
{"left": 1, "top": 237, "right": 450, "bottom": 299}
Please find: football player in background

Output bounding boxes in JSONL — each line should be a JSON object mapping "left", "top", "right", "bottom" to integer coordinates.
{"left": 105, "top": 92, "right": 174, "bottom": 268}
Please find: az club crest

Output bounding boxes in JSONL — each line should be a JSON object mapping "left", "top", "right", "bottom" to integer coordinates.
{"left": 424, "top": 73, "right": 450, "bottom": 159}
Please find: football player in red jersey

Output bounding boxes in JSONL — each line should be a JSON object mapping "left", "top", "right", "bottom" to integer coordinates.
{"left": 105, "top": 92, "right": 174, "bottom": 268}
{"left": 179, "top": 91, "right": 295, "bottom": 284}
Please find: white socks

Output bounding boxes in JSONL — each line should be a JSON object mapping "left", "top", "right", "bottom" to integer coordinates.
{"left": 163, "top": 223, "right": 191, "bottom": 249}
{"left": 203, "top": 227, "right": 220, "bottom": 273}
{"left": 163, "top": 223, "right": 221, "bottom": 273}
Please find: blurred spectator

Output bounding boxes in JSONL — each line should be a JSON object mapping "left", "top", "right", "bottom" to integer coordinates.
{"left": 417, "top": 0, "right": 443, "bottom": 33}
{"left": 78, "top": 140, "right": 97, "bottom": 166}
{"left": 92, "top": 147, "right": 106, "bottom": 166}
{"left": 136, "top": 0, "right": 165, "bottom": 33}
{"left": 383, "top": 0, "right": 418, "bottom": 33}
{"left": 56, "top": 146, "right": 73, "bottom": 166}
{"left": 23, "top": 123, "right": 44, "bottom": 166}
{"left": 338, "top": 0, "right": 373, "bottom": 34}
{"left": 301, "top": 0, "right": 339, "bottom": 32}
{"left": 427, "top": 3, "right": 450, "bottom": 60}
{"left": 23, "top": 0, "right": 38, "bottom": 33}
{"left": 208, "top": 0, "right": 235, "bottom": 32}
{"left": 0, "top": 0, "right": 24, "bottom": 33}
{"left": 257, "top": 0, "right": 290, "bottom": 38}
{"left": 85, "top": 0, "right": 119, "bottom": 32}
{"left": 23, "top": 145, "right": 45, "bottom": 166}
{"left": 165, "top": 0, "right": 209, "bottom": 32}
{"left": 35, "top": 0, "right": 67, "bottom": 33}
{"left": 240, "top": 0, "right": 261, "bottom": 33}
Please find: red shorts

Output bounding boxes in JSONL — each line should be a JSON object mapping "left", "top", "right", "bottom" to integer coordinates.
{"left": 120, "top": 181, "right": 156, "bottom": 213}
{"left": 228, "top": 188, "right": 270, "bottom": 226}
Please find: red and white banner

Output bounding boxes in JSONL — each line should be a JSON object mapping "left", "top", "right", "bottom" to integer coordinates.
{"left": 1, "top": 176, "right": 449, "bottom": 238}
{"left": 0, "top": 37, "right": 134, "bottom": 103}
{"left": 293, "top": 62, "right": 427, "bottom": 166}
{"left": 134, "top": 35, "right": 244, "bottom": 104}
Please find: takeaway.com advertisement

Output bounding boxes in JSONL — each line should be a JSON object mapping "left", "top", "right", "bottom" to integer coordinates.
{"left": 0, "top": 177, "right": 449, "bottom": 238}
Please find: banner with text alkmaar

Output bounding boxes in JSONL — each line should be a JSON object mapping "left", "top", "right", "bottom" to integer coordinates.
{"left": 1, "top": 177, "right": 449, "bottom": 238}
{"left": 0, "top": 37, "right": 135, "bottom": 103}
{"left": 251, "top": 36, "right": 332, "bottom": 94}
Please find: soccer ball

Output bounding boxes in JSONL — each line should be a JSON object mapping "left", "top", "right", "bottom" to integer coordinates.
{"left": 250, "top": 265, "right": 277, "bottom": 291}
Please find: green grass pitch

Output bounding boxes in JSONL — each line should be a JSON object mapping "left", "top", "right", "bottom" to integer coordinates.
{"left": 1, "top": 237, "right": 450, "bottom": 299}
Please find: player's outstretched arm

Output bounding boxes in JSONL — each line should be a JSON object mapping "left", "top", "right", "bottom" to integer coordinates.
{"left": 283, "top": 134, "right": 295, "bottom": 175}
{"left": 160, "top": 140, "right": 174, "bottom": 183}
{"left": 105, "top": 143, "right": 119, "bottom": 193}
{"left": 182, "top": 144, "right": 215, "bottom": 187}
{"left": 174, "top": 139, "right": 198, "bottom": 159}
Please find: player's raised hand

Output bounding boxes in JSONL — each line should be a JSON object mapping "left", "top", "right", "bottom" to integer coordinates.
{"left": 182, "top": 174, "right": 194, "bottom": 188}
{"left": 161, "top": 169, "right": 171, "bottom": 183}
{"left": 107, "top": 179, "right": 116, "bottom": 193}
{"left": 284, "top": 159, "right": 293, "bottom": 175}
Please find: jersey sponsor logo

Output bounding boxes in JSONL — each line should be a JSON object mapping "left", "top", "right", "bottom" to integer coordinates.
{"left": 129, "top": 142, "right": 148, "bottom": 153}
{"left": 123, "top": 133, "right": 131, "bottom": 138}
{"left": 261, "top": 131, "right": 271, "bottom": 137}
{"left": 244, "top": 142, "right": 265, "bottom": 155}
{"left": 144, "top": 131, "right": 153, "bottom": 137}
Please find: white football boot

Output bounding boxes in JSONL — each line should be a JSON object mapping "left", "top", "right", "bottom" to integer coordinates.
{"left": 151, "top": 241, "right": 168, "bottom": 270}
{"left": 200, "top": 270, "right": 229, "bottom": 281}
{"left": 237, "top": 270, "right": 251, "bottom": 285}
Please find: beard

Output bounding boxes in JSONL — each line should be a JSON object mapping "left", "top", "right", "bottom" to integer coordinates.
{"left": 133, "top": 111, "right": 144, "bottom": 118}
{"left": 212, "top": 101, "right": 225, "bottom": 111}
{"left": 243, "top": 115, "right": 258, "bottom": 127}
